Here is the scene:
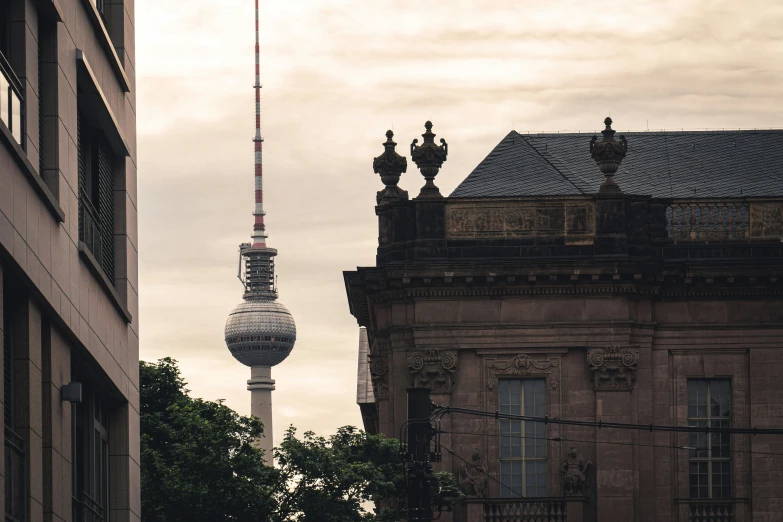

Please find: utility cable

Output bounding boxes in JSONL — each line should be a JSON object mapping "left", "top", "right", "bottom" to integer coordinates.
{"left": 439, "top": 429, "right": 783, "bottom": 458}
{"left": 432, "top": 406, "right": 783, "bottom": 436}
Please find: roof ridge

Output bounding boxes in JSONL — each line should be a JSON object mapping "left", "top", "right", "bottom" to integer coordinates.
{"left": 520, "top": 134, "right": 586, "bottom": 195}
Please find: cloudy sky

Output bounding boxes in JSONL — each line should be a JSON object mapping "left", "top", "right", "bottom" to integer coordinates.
{"left": 135, "top": 0, "right": 783, "bottom": 443}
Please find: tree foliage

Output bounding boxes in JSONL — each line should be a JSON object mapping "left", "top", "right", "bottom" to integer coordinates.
{"left": 140, "top": 358, "right": 460, "bottom": 522}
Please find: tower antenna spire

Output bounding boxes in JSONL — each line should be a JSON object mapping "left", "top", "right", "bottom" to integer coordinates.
{"left": 251, "top": 0, "right": 266, "bottom": 247}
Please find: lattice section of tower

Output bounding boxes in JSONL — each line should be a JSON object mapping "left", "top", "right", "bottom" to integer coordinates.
{"left": 238, "top": 243, "right": 277, "bottom": 298}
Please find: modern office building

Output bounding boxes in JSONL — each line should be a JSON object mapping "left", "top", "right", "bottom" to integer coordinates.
{"left": 348, "top": 120, "right": 783, "bottom": 521}
{"left": 0, "top": 0, "right": 138, "bottom": 520}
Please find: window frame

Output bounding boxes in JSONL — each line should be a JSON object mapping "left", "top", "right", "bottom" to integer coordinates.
{"left": 3, "top": 293, "right": 26, "bottom": 522}
{"left": 72, "top": 385, "right": 111, "bottom": 522}
{"left": 498, "top": 378, "right": 548, "bottom": 498}
{"left": 687, "top": 378, "right": 732, "bottom": 500}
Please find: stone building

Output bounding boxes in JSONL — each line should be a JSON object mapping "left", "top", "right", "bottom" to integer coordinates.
{"left": 0, "top": 0, "right": 138, "bottom": 521}
{"left": 347, "top": 121, "right": 783, "bottom": 521}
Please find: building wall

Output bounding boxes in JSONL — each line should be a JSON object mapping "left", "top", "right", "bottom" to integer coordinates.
{"left": 0, "top": 0, "right": 138, "bottom": 520}
{"left": 368, "top": 294, "right": 783, "bottom": 521}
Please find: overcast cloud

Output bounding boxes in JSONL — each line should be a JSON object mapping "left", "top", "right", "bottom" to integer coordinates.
{"left": 135, "top": 0, "right": 783, "bottom": 442}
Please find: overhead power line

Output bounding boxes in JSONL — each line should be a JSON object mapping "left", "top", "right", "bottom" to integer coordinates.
{"left": 440, "top": 429, "right": 783, "bottom": 458}
{"left": 431, "top": 407, "right": 783, "bottom": 436}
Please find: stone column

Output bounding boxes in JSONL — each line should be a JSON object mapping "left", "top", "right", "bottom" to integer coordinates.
{"left": 248, "top": 365, "right": 275, "bottom": 463}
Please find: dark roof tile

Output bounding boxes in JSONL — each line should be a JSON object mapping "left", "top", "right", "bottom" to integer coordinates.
{"left": 450, "top": 130, "right": 783, "bottom": 198}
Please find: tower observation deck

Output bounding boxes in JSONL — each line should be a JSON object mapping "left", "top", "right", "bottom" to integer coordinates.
{"left": 223, "top": 0, "right": 296, "bottom": 463}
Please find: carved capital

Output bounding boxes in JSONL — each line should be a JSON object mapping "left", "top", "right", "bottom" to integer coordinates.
{"left": 586, "top": 345, "right": 639, "bottom": 391}
{"left": 486, "top": 355, "right": 559, "bottom": 391}
{"left": 368, "top": 355, "right": 389, "bottom": 399}
{"left": 407, "top": 348, "right": 458, "bottom": 394}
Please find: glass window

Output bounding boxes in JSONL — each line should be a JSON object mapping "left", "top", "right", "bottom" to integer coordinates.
{"left": 499, "top": 379, "right": 547, "bottom": 498}
{"left": 72, "top": 386, "right": 111, "bottom": 522}
{"left": 4, "top": 296, "right": 25, "bottom": 522}
{"left": 688, "top": 379, "right": 732, "bottom": 499}
{"left": 77, "top": 109, "right": 116, "bottom": 283}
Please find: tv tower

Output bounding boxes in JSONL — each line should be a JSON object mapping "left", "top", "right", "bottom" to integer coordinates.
{"left": 224, "top": 0, "right": 296, "bottom": 463}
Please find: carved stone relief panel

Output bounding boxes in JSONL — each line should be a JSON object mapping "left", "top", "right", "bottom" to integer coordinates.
{"left": 445, "top": 200, "right": 596, "bottom": 243}
{"left": 586, "top": 345, "right": 639, "bottom": 391}
{"left": 750, "top": 202, "right": 783, "bottom": 239}
{"left": 485, "top": 354, "right": 560, "bottom": 391}
{"left": 407, "top": 348, "right": 458, "bottom": 394}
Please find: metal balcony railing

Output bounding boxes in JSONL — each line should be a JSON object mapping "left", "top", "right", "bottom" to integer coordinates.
{"left": 0, "top": 49, "right": 24, "bottom": 145}
{"left": 688, "top": 499, "right": 734, "bottom": 522}
{"left": 483, "top": 498, "right": 567, "bottom": 522}
{"left": 666, "top": 200, "right": 749, "bottom": 242}
{"left": 79, "top": 191, "right": 103, "bottom": 266}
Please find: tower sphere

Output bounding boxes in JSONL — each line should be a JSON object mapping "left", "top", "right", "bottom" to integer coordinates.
{"left": 225, "top": 298, "right": 297, "bottom": 367}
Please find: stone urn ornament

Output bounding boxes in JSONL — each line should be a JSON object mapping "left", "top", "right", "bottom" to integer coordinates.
{"left": 411, "top": 121, "right": 448, "bottom": 198}
{"left": 372, "top": 130, "right": 408, "bottom": 204}
{"left": 590, "top": 117, "right": 628, "bottom": 194}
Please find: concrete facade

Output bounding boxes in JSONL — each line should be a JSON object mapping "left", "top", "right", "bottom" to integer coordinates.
{"left": 0, "top": 0, "right": 138, "bottom": 521}
{"left": 347, "top": 129, "right": 783, "bottom": 521}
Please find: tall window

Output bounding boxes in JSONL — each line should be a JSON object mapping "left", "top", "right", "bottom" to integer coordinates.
{"left": 77, "top": 108, "right": 115, "bottom": 283}
{"left": 0, "top": 0, "right": 23, "bottom": 145}
{"left": 72, "top": 387, "right": 110, "bottom": 522}
{"left": 499, "top": 379, "right": 547, "bottom": 498}
{"left": 688, "top": 379, "right": 732, "bottom": 499}
{"left": 4, "top": 296, "right": 25, "bottom": 522}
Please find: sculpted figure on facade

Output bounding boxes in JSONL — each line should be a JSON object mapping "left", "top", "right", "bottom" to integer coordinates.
{"left": 459, "top": 452, "right": 489, "bottom": 498}
{"left": 560, "top": 447, "right": 592, "bottom": 497}
{"left": 586, "top": 345, "right": 639, "bottom": 391}
{"left": 407, "top": 348, "right": 458, "bottom": 394}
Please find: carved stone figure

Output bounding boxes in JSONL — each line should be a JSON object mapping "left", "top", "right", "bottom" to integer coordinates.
{"left": 459, "top": 452, "right": 489, "bottom": 498}
{"left": 408, "top": 348, "right": 458, "bottom": 394}
{"left": 560, "top": 447, "right": 592, "bottom": 497}
{"left": 372, "top": 130, "right": 408, "bottom": 204}
{"left": 586, "top": 345, "right": 639, "bottom": 391}
{"left": 589, "top": 117, "right": 628, "bottom": 193}
{"left": 410, "top": 121, "right": 448, "bottom": 198}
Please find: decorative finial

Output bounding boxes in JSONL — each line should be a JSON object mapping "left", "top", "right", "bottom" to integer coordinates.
{"left": 589, "top": 116, "right": 628, "bottom": 194}
{"left": 372, "top": 130, "right": 408, "bottom": 204}
{"left": 411, "top": 121, "right": 448, "bottom": 198}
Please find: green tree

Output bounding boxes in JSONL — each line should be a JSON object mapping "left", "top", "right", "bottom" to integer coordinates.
{"left": 140, "top": 358, "right": 460, "bottom": 522}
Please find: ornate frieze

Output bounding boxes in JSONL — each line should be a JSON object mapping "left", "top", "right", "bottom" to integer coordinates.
{"left": 368, "top": 355, "right": 389, "bottom": 399}
{"left": 407, "top": 348, "right": 458, "bottom": 394}
{"left": 486, "top": 355, "right": 559, "bottom": 391}
{"left": 445, "top": 200, "right": 595, "bottom": 243}
{"left": 586, "top": 345, "right": 639, "bottom": 391}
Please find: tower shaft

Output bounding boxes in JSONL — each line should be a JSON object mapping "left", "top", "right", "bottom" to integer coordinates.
{"left": 248, "top": 365, "right": 275, "bottom": 463}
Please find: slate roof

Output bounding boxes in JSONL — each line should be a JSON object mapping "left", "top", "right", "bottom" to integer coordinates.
{"left": 450, "top": 130, "right": 783, "bottom": 198}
